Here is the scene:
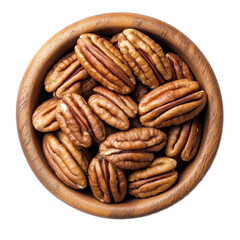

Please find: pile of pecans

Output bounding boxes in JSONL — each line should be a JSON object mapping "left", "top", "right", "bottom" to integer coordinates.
{"left": 32, "top": 29, "right": 207, "bottom": 203}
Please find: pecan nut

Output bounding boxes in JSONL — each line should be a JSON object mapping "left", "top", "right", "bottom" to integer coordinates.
{"left": 166, "top": 52, "right": 194, "bottom": 81}
{"left": 79, "top": 77, "right": 98, "bottom": 99}
{"left": 128, "top": 157, "right": 178, "bottom": 198}
{"left": 99, "top": 128, "right": 167, "bottom": 170}
{"left": 165, "top": 116, "right": 201, "bottom": 161}
{"left": 131, "top": 82, "right": 149, "bottom": 103}
{"left": 75, "top": 33, "right": 136, "bottom": 94}
{"left": 42, "top": 131, "right": 90, "bottom": 189}
{"left": 44, "top": 52, "right": 89, "bottom": 98}
{"left": 55, "top": 93, "right": 106, "bottom": 148}
{"left": 88, "top": 157, "right": 127, "bottom": 203}
{"left": 116, "top": 29, "right": 172, "bottom": 88}
{"left": 32, "top": 97, "right": 59, "bottom": 132}
{"left": 88, "top": 86, "right": 138, "bottom": 130}
{"left": 139, "top": 79, "right": 207, "bottom": 128}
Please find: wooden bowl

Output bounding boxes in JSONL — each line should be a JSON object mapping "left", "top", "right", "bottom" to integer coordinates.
{"left": 16, "top": 13, "right": 223, "bottom": 218}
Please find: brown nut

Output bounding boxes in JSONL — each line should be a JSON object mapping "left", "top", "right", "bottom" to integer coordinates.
{"left": 117, "top": 29, "right": 172, "bottom": 89}
{"left": 128, "top": 157, "right": 178, "bottom": 198}
{"left": 165, "top": 116, "right": 201, "bottom": 161}
{"left": 55, "top": 93, "right": 106, "bottom": 148}
{"left": 79, "top": 77, "right": 98, "bottom": 99}
{"left": 32, "top": 97, "right": 59, "bottom": 132}
{"left": 166, "top": 52, "right": 194, "bottom": 81}
{"left": 74, "top": 33, "right": 136, "bottom": 94}
{"left": 88, "top": 86, "right": 138, "bottom": 130}
{"left": 44, "top": 52, "right": 89, "bottom": 98}
{"left": 88, "top": 157, "right": 127, "bottom": 203}
{"left": 131, "top": 82, "right": 149, "bottom": 103}
{"left": 42, "top": 131, "right": 90, "bottom": 189}
{"left": 99, "top": 128, "right": 167, "bottom": 170}
{"left": 139, "top": 79, "right": 207, "bottom": 128}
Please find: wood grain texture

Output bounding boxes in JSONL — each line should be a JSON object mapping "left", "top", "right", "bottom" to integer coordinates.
{"left": 16, "top": 13, "right": 223, "bottom": 218}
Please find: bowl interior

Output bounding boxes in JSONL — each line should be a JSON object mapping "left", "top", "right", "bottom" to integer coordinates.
{"left": 17, "top": 13, "right": 223, "bottom": 218}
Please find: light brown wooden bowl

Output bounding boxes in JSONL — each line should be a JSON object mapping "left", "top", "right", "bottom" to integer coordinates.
{"left": 16, "top": 13, "right": 223, "bottom": 218}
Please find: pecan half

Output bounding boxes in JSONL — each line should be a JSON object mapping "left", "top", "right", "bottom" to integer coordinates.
{"left": 55, "top": 93, "right": 106, "bottom": 148}
{"left": 88, "top": 86, "right": 138, "bottom": 130}
{"left": 128, "top": 157, "right": 178, "bottom": 198}
{"left": 79, "top": 77, "right": 98, "bottom": 99}
{"left": 139, "top": 79, "right": 207, "bottom": 128}
{"left": 32, "top": 97, "right": 59, "bottom": 132}
{"left": 166, "top": 52, "right": 194, "bottom": 81}
{"left": 88, "top": 157, "right": 127, "bottom": 203}
{"left": 75, "top": 33, "right": 135, "bottom": 94}
{"left": 165, "top": 116, "right": 201, "bottom": 161}
{"left": 116, "top": 29, "right": 172, "bottom": 89}
{"left": 99, "top": 128, "right": 167, "bottom": 170}
{"left": 43, "top": 131, "right": 90, "bottom": 189}
{"left": 131, "top": 82, "right": 149, "bottom": 103}
{"left": 44, "top": 52, "right": 89, "bottom": 98}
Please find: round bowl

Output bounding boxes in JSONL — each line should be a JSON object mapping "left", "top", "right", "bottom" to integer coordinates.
{"left": 16, "top": 13, "right": 223, "bottom": 218}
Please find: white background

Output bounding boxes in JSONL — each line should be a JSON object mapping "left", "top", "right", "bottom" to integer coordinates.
{"left": 1, "top": 0, "right": 239, "bottom": 239}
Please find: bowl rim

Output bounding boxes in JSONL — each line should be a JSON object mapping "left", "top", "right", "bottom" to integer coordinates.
{"left": 16, "top": 12, "right": 223, "bottom": 218}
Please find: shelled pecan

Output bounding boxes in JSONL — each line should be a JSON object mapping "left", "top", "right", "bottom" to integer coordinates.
{"left": 88, "top": 86, "right": 137, "bottom": 130}
{"left": 79, "top": 77, "right": 98, "bottom": 99}
{"left": 131, "top": 82, "right": 149, "bottom": 103}
{"left": 44, "top": 52, "right": 89, "bottom": 98}
{"left": 32, "top": 97, "right": 59, "bottom": 132}
{"left": 128, "top": 157, "right": 178, "bottom": 198}
{"left": 99, "top": 128, "right": 167, "bottom": 170}
{"left": 165, "top": 116, "right": 201, "bottom": 161}
{"left": 88, "top": 156, "right": 127, "bottom": 203}
{"left": 43, "top": 131, "right": 90, "bottom": 189}
{"left": 166, "top": 52, "right": 194, "bottom": 80}
{"left": 75, "top": 33, "right": 136, "bottom": 94}
{"left": 55, "top": 93, "right": 106, "bottom": 148}
{"left": 139, "top": 79, "right": 207, "bottom": 128}
{"left": 116, "top": 29, "right": 172, "bottom": 88}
